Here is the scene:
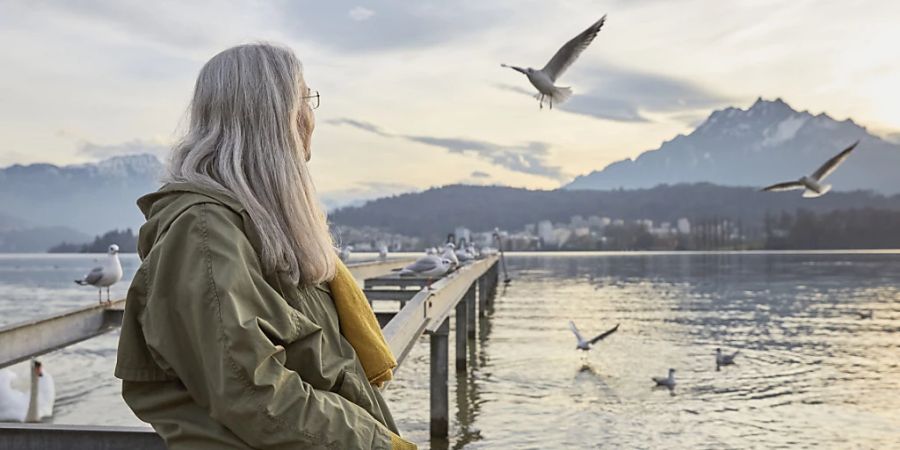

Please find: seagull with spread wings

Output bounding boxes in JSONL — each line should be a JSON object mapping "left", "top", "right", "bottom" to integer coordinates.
{"left": 761, "top": 141, "right": 859, "bottom": 198}
{"left": 568, "top": 321, "right": 619, "bottom": 351}
{"left": 502, "top": 15, "right": 607, "bottom": 110}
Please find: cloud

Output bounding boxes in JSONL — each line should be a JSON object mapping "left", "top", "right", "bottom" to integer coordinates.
{"left": 470, "top": 170, "right": 490, "bottom": 178}
{"left": 326, "top": 118, "right": 391, "bottom": 137}
{"left": 882, "top": 131, "right": 900, "bottom": 144}
{"left": 348, "top": 6, "right": 375, "bottom": 21}
{"left": 278, "top": 1, "right": 503, "bottom": 52}
{"left": 496, "top": 65, "right": 731, "bottom": 124}
{"left": 77, "top": 138, "right": 170, "bottom": 160}
{"left": 320, "top": 180, "right": 416, "bottom": 210}
{"left": 328, "top": 118, "right": 565, "bottom": 180}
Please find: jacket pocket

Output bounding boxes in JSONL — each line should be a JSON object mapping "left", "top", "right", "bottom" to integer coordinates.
{"left": 333, "top": 368, "right": 376, "bottom": 413}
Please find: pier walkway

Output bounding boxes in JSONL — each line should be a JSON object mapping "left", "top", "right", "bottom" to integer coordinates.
{"left": 0, "top": 255, "right": 500, "bottom": 448}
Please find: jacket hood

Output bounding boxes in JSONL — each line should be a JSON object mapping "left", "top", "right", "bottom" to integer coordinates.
{"left": 136, "top": 183, "right": 247, "bottom": 258}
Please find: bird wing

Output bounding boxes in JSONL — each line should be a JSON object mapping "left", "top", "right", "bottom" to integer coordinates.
{"left": 568, "top": 321, "right": 585, "bottom": 343}
{"left": 405, "top": 257, "right": 438, "bottom": 273}
{"left": 761, "top": 181, "right": 805, "bottom": 192}
{"left": 811, "top": 140, "right": 858, "bottom": 182}
{"left": 542, "top": 15, "right": 606, "bottom": 82}
{"left": 588, "top": 323, "right": 620, "bottom": 345}
{"left": 82, "top": 267, "right": 104, "bottom": 285}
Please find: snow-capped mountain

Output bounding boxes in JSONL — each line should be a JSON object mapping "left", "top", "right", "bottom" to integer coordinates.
{"left": 0, "top": 154, "right": 164, "bottom": 235}
{"left": 566, "top": 98, "right": 900, "bottom": 194}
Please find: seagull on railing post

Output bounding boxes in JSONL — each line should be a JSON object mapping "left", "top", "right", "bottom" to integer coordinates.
{"left": 75, "top": 244, "right": 123, "bottom": 304}
{"left": 501, "top": 15, "right": 606, "bottom": 110}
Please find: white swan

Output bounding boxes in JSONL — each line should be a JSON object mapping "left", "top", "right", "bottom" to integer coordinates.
{"left": 0, "top": 359, "right": 55, "bottom": 422}
{"left": 652, "top": 368, "right": 676, "bottom": 388}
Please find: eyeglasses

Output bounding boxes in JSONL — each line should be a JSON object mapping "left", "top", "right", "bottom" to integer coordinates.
{"left": 303, "top": 89, "right": 320, "bottom": 110}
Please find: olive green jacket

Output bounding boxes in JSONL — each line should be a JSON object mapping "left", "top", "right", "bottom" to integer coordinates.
{"left": 115, "top": 183, "right": 399, "bottom": 449}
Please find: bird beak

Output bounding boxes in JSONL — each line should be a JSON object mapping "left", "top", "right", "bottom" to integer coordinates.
{"left": 501, "top": 64, "right": 527, "bottom": 75}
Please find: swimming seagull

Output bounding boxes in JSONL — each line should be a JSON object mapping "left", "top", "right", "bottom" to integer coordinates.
{"left": 74, "top": 244, "right": 123, "bottom": 304}
{"left": 716, "top": 348, "right": 740, "bottom": 369}
{"left": 857, "top": 309, "right": 873, "bottom": 320}
{"left": 761, "top": 141, "right": 859, "bottom": 198}
{"left": 501, "top": 15, "right": 607, "bottom": 110}
{"left": 569, "top": 321, "right": 619, "bottom": 351}
{"left": 652, "top": 368, "right": 676, "bottom": 388}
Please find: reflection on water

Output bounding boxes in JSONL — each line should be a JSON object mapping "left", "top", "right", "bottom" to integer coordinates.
{"left": 384, "top": 252, "right": 900, "bottom": 449}
{"left": 2, "top": 252, "right": 899, "bottom": 448}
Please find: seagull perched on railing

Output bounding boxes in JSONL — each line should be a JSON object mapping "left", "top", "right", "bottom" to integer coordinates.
{"left": 569, "top": 321, "right": 619, "bottom": 351}
{"left": 75, "top": 244, "right": 123, "bottom": 304}
{"left": 761, "top": 141, "right": 859, "bottom": 198}
{"left": 501, "top": 15, "right": 606, "bottom": 110}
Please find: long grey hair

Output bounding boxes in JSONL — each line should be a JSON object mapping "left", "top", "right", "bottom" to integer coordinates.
{"left": 165, "top": 43, "right": 336, "bottom": 285}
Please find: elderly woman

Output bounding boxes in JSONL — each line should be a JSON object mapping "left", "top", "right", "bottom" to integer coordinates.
{"left": 114, "top": 43, "right": 415, "bottom": 449}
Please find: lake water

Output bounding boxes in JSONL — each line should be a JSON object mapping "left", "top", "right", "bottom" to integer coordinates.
{"left": 1, "top": 252, "right": 899, "bottom": 448}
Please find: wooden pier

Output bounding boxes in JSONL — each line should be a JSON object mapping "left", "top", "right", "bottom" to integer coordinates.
{"left": 0, "top": 255, "right": 500, "bottom": 448}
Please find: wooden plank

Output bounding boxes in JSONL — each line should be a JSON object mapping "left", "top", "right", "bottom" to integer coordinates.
{"left": 381, "top": 257, "right": 497, "bottom": 369}
{"left": 346, "top": 258, "right": 415, "bottom": 285}
{"left": 0, "top": 301, "right": 125, "bottom": 369}
{"left": 362, "top": 289, "right": 420, "bottom": 301}
{"left": 364, "top": 277, "right": 434, "bottom": 289}
{"left": 0, "top": 424, "right": 164, "bottom": 450}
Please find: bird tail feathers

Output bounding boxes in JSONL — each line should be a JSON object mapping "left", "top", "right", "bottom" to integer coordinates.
{"left": 550, "top": 86, "right": 573, "bottom": 104}
{"left": 74, "top": 279, "right": 87, "bottom": 285}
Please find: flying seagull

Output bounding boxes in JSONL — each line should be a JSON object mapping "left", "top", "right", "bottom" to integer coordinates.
{"left": 716, "top": 348, "right": 740, "bottom": 370}
{"left": 569, "top": 321, "right": 619, "bottom": 351}
{"left": 501, "top": 15, "right": 607, "bottom": 110}
{"left": 75, "top": 244, "right": 123, "bottom": 304}
{"left": 761, "top": 141, "right": 859, "bottom": 198}
{"left": 652, "top": 368, "right": 676, "bottom": 388}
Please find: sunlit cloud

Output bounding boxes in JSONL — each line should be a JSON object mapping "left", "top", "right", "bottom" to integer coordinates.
{"left": 328, "top": 118, "right": 566, "bottom": 180}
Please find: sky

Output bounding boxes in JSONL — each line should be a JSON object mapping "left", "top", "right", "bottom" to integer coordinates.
{"left": 1, "top": 0, "right": 899, "bottom": 201}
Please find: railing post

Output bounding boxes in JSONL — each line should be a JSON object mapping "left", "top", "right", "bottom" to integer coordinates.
{"left": 477, "top": 276, "right": 487, "bottom": 318}
{"left": 472, "top": 282, "right": 484, "bottom": 340}
{"left": 430, "top": 318, "right": 450, "bottom": 438}
{"left": 455, "top": 298, "right": 467, "bottom": 372}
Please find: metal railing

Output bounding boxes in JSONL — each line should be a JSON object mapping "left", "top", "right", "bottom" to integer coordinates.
{"left": 0, "top": 255, "right": 500, "bottom": 446}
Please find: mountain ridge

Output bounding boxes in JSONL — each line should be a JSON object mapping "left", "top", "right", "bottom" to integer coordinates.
{"left": 566, "top": 98, "right": 900, "bottom": 194}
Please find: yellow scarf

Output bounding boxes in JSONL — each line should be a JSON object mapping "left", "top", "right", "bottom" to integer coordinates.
{"left": 328, "top": 260, "right": 397, "bottom": 387}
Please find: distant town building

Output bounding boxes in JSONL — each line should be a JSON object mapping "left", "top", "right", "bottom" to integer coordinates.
{"left": 570, "top": 215, "right": 587, "bottom": 228}
{"left": 538, "top": 220, "right": 555, "bottom": 246}
{"left": 677, "top": 218, "right": 691, "bottom": 234}
{"left": 454, "top": 227, "right": 471, "bottom": 244}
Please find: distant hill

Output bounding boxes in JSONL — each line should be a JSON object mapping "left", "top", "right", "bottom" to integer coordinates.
{"left": 0, "top": 211, "right": 91, "bottom": 252}
{"left": 329, "top": 183, "right": 900, "bottom": 243}
{"left": 0, "top": 154, "right": 163, "bottom": 235}
{"left": 48, "top": 229, "right": 137, "bottom": 253}
{"left": 567, "top": 98, "right": 900, "bottom": 194}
